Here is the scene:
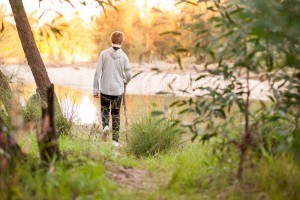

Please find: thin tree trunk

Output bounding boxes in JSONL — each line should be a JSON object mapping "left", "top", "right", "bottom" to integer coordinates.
{"left": 296, "top": 71, "right": 300, "bottom": 129}
{"left": 9, "top": 0, "right": 51, "bottom": 102}
{"left": 238, "top": 70, "right": 251, "bottom": 180}
{"left": 38, "top": 84, "right": 60, "bottom": 163}
{"left": 9, "top": 0, "right": 65, "bottom": 135}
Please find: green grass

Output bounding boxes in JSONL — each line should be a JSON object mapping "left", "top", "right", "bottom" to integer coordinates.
{"left": 8, "top": 161, "right": 115, "bottom": 200}
{"left": 2, "top": 121, "right": 300, "bottom": 199}
{"left": 127, "top": 114, "right": 182, "bottom": 157}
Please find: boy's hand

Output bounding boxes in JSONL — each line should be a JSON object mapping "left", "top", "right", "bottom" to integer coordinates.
{"left": 94, "top": 92, "right": 100, "bottom": 98}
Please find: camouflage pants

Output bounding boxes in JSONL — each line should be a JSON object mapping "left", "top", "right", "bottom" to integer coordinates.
{"left": 100, "top": 93, "right": 122, "bottom": 142}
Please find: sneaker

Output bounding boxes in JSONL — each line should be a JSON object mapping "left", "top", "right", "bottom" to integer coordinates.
{"left": 112, "top": 140, "right": 120, "bottom": 147}
{"left": 102, "top": 126, "right": 109, "bottom": 141}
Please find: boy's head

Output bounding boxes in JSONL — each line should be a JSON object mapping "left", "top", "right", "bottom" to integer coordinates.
{"left": 111, "top": 31, "right": 124, "bottom": 45}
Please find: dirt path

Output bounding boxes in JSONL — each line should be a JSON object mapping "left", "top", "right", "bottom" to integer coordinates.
{"left": 105, "top": 162, "right": 165, "bottom": 192}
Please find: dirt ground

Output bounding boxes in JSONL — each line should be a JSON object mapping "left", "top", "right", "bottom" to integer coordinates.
{"left": 105, "top": 161, "right": 167, "bottom": 192}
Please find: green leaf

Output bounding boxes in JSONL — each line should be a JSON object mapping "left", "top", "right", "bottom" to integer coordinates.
{"left": 151, "top": 111, "right": 164, "bottom": 117}
{"left": 267, "top": 95, "right": 275, "bottom": 102}
{"left": 169, "top": 100, "right": 185, "bottom": 107}
{"left": 195, "top": 75, "right": 207, "bottom": 81}
{"left": 160, "top": 31, "right": 181, "bottom": 36}
{"left": 175, "top": 48, "right": 189, "bottom": 53}
{"left": 156, "top": 91, "right": 171, "bottom": 95}
{"left": 179, "top": 108, "right": 194, "bottom": 114}
{"left": 201, "top": 133, "right": 217, "bottom": 142}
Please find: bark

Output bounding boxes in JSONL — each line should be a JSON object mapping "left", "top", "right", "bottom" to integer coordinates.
{"left": 0, "top": 70, "right": 12, "bottom": 113}
{"left": 37, "top": 84, "right": 60, "bottom": 163}
{"left": 9, "top": 0, "right": 65, "bottom": 134}
{"left": 296, "top": 106, "right": 300, "bottom": 130}
{"left": 296, "top": 71, "right": 300, "bottom": 129}
{"left": 8, "top": 0, "right": 51, "bottom": 102}
{"left": 238, "top": 70, "right": 251, "bottom": 180}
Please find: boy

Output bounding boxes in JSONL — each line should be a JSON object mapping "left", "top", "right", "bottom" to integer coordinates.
{"left": 93, "top": 31, "right": 131, "bottom": 147}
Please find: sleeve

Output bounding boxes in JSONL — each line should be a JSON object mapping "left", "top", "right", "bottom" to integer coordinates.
{"left": 123, "top": 55, "right": 132, "bottom": 84}
{"left": 93, "top": 53, "right": 103, "bottom": 95}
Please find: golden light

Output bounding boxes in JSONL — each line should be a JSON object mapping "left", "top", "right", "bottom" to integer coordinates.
{"left": 1, "top": 0, "right": 176, "bottom": 23}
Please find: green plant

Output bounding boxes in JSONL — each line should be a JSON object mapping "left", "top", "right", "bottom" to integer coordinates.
{"left": 171, "top": 0, "right": 300, "bottom": 179}
{"left": 20, "top": 92, "right": 73, "bottom": 136}
{"left": 127, "top": 114, "right": 182, "bottom": 157}
{"left": 21, "top": 93, "right": 42, "bottom": 123}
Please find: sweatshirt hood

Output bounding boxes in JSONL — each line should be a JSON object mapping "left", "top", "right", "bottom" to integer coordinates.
{"left": 109, "top": 47, "right": 123, "bottom": 59}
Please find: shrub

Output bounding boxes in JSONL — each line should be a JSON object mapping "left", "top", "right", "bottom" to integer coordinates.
{"left": 127, "top": 115, "right": 182, "bottom": 157}
{"left": 21, "top": 93, "right": 41, "bottom": 123}
{"left": 20, "top": 93, "right": 73, "bottom": 135}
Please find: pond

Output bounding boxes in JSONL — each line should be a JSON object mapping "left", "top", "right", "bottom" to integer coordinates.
{"left": 13, "top": 83, "right": 182, "bottom": 126}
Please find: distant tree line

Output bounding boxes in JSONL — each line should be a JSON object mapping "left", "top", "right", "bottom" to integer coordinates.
{"left": 0, "top": 0, "right": 200, "bottom": 64}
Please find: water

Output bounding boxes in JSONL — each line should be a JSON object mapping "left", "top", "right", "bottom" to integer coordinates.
{"left": 13, "top": 84, "right": 180, "bottom": 125}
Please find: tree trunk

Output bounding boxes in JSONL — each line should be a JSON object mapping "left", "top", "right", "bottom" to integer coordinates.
{"left": 0, "top": 70, "right": 12, "bottom": 113}
{"left": 295, "top": 71, "right": 300, "bottom": 129}
{"left": 238, "top": 70, "right": 251, "bottom": 180}
{"left": 38, "top": 84, "right": 60, "bottom": 163}
{"left": 9, "top": 0, "right": 65, "bottom": 135}
{"left": 9, "top": 0, "right": 51, "bottom": 102}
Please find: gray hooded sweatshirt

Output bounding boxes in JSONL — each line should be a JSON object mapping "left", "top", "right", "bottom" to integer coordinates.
{"left": 93, "top": 47, "right": 132, "bottom": 96}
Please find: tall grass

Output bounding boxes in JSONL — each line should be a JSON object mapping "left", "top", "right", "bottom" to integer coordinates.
{"left": 127, "top": 114, "right": 182, "bottom": 157}
{"left": 153, "top": 142, "right": 300, "bottom": 199}
{"left": 4, "top": 159, "right": 117, "bottom": 200}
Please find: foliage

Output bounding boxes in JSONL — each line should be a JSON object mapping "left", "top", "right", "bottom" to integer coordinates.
{"left": 92, "top": 0, "right": 197, "bottom": 63}
{"left": 165, "top": 142, "right": 300, "bottom": 199}
{"left": 3, "top": 159, "right": 116, "bottom": 200}
{"left": 169, "top": 0, "right": 300, "bottom": 178}
{"left": 20, "top": 92, "right": 73, "bottom": 136}
{"left": 0, "top": 0, "right": 201, "bottom": 64}
{"left": 33, "top": 12, "right": 97, "bottom": 64}
{"left": 3, "top": 130, "right": 300, "bottom": 199}
{"left": 127, "top": 114, "right": 182, "bottom": 157}
{"left": 56, "top": 106, "right": 73, "bottom": 136}
{"left": 21, "top": 93, "right": 42, "bottom": 123}
{"left": 0, "top": 5, "right": 24, "bottom": 63}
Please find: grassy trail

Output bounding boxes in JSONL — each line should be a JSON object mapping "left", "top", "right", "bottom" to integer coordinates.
{"left": 3, "top": 126, "right": 300, "bottom": 199}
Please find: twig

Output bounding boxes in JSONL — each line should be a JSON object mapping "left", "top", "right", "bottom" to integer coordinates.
{"left": 123, "top": 84, "right": 129, "bottom": 143}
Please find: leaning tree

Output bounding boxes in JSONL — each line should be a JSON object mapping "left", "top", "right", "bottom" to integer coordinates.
{"left": 4, "top": 0, "right": 118, "bottom": 163}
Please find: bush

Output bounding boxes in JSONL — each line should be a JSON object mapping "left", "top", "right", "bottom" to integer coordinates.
{"left": 127, "top": 115, "right": 182, "bottom": 157}
{"left": 20, "top": 94, "right": 73, "bottom": 135}
{"left": 21, "top": 93, "right": 41, "bottom": 123}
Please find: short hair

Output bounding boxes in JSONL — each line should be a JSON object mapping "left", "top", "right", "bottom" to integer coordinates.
{"left": 111, "top": 31, "right": 124, "bottom": 44}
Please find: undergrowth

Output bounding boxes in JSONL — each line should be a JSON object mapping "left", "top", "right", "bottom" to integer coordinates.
{"left": 1, "top": 121, "right": 300, "bottom": 200}
{"left": 127, "top": 114, "right": 182, "bottom": 157}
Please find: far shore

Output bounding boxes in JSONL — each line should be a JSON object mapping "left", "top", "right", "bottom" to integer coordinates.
{"left": 0, "top": 62, "right": 271, "bottom": 100}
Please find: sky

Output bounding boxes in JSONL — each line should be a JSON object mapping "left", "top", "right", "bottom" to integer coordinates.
{"left": 1, "top": 0, "right": 175, "bottom": 23}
